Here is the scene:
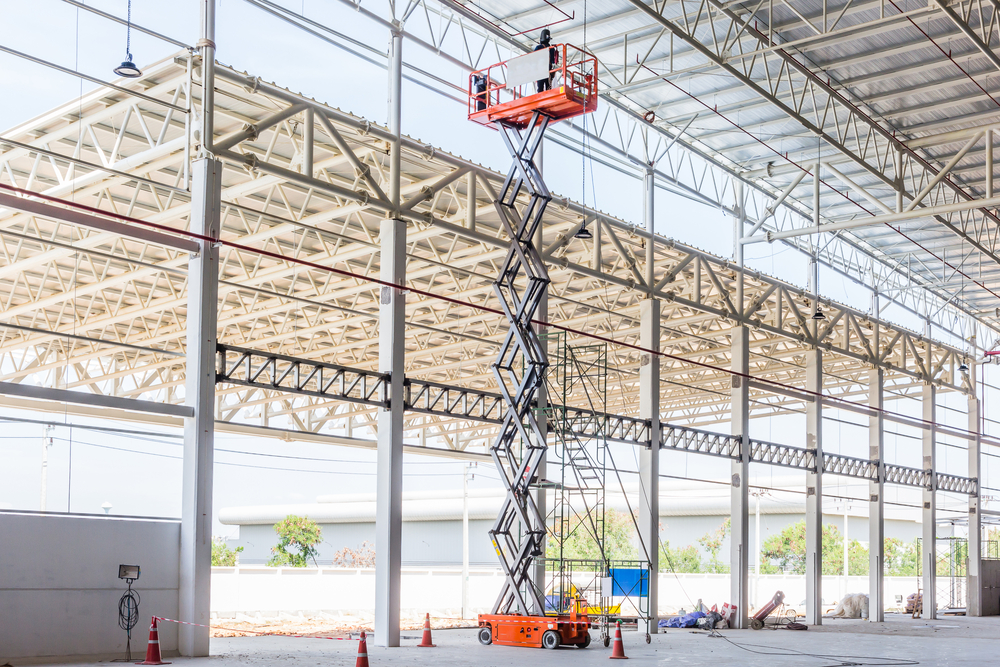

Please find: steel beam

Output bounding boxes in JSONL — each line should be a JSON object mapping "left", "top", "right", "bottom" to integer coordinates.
{"left": 0, "top": 380, "right": 193, "bottom": 418}
{"left": 639, "top": 298, "right": 660, "bottom": 634}
{"left": 0, "top": 191, "right": 198, "bottom": 252}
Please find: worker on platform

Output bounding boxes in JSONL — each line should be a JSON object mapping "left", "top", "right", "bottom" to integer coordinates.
{"left": 535, "top": 28, "right": 558, "bottom": 93}
{"left": 472, "top": 73, "right": 488, "bottom": 111}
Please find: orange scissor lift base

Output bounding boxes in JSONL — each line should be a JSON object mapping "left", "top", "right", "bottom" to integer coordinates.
{"left": 478, "top": 613, "right": 592, "bottom": 648}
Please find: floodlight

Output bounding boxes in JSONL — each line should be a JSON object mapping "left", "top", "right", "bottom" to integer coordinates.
{"left": 118, "top": 564, "right": 141, "bottom": 581}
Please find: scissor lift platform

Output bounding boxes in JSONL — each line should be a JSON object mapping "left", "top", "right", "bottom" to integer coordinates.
{"left": 468, "top": 43, "right": 598, "bottom": 129}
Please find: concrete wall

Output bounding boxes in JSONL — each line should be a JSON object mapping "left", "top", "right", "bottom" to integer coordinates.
{"left": 0, "top": 511, "right": 181, "bottom": 662}
{"left": 210, "top": 566, "right": 926, "bottom": 617}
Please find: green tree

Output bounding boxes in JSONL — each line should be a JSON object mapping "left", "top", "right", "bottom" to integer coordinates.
{"left": 847, "top": 539, "right": 869, "bottom": 576}
{"left": 698, "top": 518, "right": 731, "bottom": 573}
{"left": 211, "top": 537, "right": 244, "bottom": 566}
{"left": 267, "top": 515, "right": 323, "bottom": 567}
{"left": 885, "top": 537, "right": 921, "bottom": 576}
{"left": 760, "top": 520, "right": 842, "bottom": 575}
{"left": 660, "top": 540, "right": 702, "bottom": 573}
{"left": 546, "top": 509, "right": 638, "bottom": 561}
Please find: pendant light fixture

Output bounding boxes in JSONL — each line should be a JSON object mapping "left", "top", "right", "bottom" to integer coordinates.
{"left": 113, "top": 0, "right": 142, "bottom": 78}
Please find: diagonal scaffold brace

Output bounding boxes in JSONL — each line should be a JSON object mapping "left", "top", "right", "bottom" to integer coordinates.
{"left": 488, "top": 110, "right": 552, "bottom": 617}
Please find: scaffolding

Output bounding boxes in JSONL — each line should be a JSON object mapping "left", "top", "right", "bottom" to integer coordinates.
{"left": 538, "top": 332, "right": 651, "bottom": 645}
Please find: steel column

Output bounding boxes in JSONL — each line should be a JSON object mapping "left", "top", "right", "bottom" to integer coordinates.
{"left": 730, "top": 326, "right": 750, "bottom": 629}
{"left": 374, "top": 218, "right": 406, "bottom": 646}
{"left": 639, "top": 299, "right": 661, "bottom": 633}
{"left": 922, "top": 382, "right": 937, "bottom": 619}
{"left": 179, "top": 157, "right": 221, "bottom": 656}
{"left": 968, "top": 363, "right": 982, "bottom": 616}
{"left": 868, "top": 367, "right": 885, "bottom": 622}
{"left": 375, "top": 20, "right": 405, "bottom": 644}
{"left": 198, "top": 0, "right": 216, "bottom": 153}
{"left": 805, "top": 348, "right": 823, "bottom": 626}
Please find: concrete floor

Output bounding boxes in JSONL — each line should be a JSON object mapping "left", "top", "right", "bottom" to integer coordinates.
{"left": 29, "top": 615, "right": 999, "bottom": 667}
{"left": 170, "top": 615, "right": 997, "bottom": 666}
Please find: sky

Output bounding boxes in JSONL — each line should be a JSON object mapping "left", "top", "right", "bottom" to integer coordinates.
{"left": 0, "top": 1, "right": 997, "bottom": 542}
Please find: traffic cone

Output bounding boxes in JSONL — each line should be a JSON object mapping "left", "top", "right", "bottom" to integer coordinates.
{"left": 136, "top": 617, "right": 171, "bottom": 665}
{"left": 418, "top": 613, "right": 436, "bottom": 648}
{"left": 355, "top": 630, "right": 369, "bottom": 667}
{"left": 609, "top": 620, "right": 628, "bottom": 660}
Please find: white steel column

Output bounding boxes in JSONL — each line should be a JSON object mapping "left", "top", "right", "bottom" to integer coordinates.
{"left": 968, "top": 362, "right": 982, "bottom": 616}
{"left": 639, "top": 299, "right": 660, "bottom": 633}
{"left": 922, "top": 382, "right": 937, "bottom": 619}
{"left": 731, "top": 179, "right": 750, "bottom": 629}
{"left": 868, "top": 367, "right": 885, "bottom": 622}
{"left": 805, "top": 348, "right": 823, "bottom": 626}
{"left": 730, "top": 326, "right": 750, "bottom": 629}
{"left": 375, "top": 217, "right": 406, "bottom": 646}
{"left": 638, "top": 166, "right": 659, "bottom": 633}
{"left": 375, "top": 21, "right": 405, "bottom": 647}
{"left": 179, "top": 157, "right": 221, "bottom": 656}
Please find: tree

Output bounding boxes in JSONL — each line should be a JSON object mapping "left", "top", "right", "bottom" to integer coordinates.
{"left": 211, "top": 537, "right": 244, "bottom": 566}
{"left": 332, "top": 540, "right": 376, "bottom": 568}
{"left": 546, "top": 509, "right": 638, "bottom": 561}
{"left": 760, "top": 520, "right": 842, "bottom": 575}
{"left": 884, "top": 537, "right": 921, "bottom": 576}
{"left": 698, "top": 518, "right": 731, "bottom": 573}
{"left": 267, "top": 515, "right": 323, "bottom": 567}
{"left": 660, "top": 540, "right": 702, "bottom": 573}
{"left": 847, "top": 539, "right": 869, "bottom": 576}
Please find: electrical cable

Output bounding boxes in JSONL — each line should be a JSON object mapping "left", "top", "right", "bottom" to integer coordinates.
{"left": 116, "top": 580, "right": 140, "bottom": 662}
{"left": 0, "top": 178, "right": 980, "bottom": 444}
{"left": 707, "top": 632, "right": 919, "bottom": 667}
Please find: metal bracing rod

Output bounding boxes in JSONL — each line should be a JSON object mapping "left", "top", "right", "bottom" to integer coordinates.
{"left": 60, "top": 0, "right": 193, "bottom": 49}
{"left": 934, "top": 0, "right": 1000, "bottom": 75}
{"left": 745, "top": 193, "right": 1000, "bottom": 243}
{"left": 0, "top": 44, "right": 187, "bottom": 114}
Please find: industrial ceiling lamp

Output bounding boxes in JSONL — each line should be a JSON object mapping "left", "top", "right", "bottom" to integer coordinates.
{"left": 113, "top": 0, "right": 142, "bottom": 79}
{"left": 574, "top": 222, "right": 593, "bottom": 240}
{"left": 812, "top": 305, "right": 826, "bottom": 320}
{"left": 959, "top": 360, "right": 970, "bottom": 373}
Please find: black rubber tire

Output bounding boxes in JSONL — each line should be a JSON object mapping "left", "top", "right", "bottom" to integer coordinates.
{"left": 576, "top": 633, "right": 591, "bottom": 649}
{"left": 542, "top": 630, "right": 560, "bottom": 650}
{"left": 603, "top": 635, "right": 610, "bottom": 648}
{"left": 750, "top": 618, "right": 764, "bottom": 630}
{"left": 478, "top": 627, "right": 493, "bottom": 645}
{"left": 645, "top": 633, "right": 651, "bottom": 644}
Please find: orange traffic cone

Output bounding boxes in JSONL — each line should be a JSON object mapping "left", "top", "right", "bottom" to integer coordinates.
{"left": 136, "top": 617, "right": 171, "bottom": 665}
{"left": 609, "top": 620, "right": 628, "bottom": 660}
{"left": 355, "top": 630, "right": 370, "bottom": 667}
{"left": 418, "top": 613, "right": 436, "bottom": 648}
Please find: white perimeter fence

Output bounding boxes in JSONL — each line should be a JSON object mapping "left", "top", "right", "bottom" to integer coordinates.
{"left": 211, "top": 567, "right": 923, "bottom": 618}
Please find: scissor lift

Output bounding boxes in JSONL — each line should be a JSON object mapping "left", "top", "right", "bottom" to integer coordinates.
{"left": 470, "top": 44, "right": 600, "bottom": 650}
